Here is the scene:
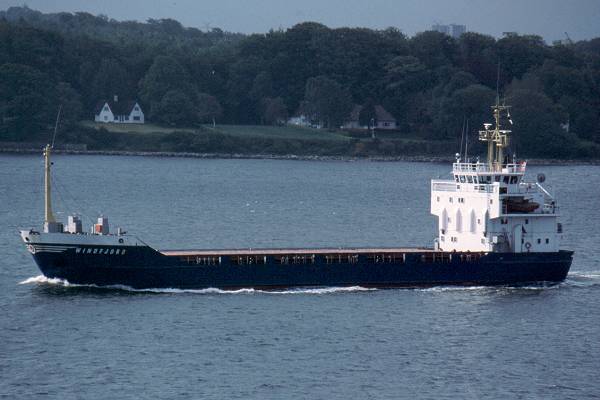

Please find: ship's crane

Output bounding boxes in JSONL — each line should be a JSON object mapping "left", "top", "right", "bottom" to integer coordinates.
{"left": 564, "top": 32, "right": 574, "bottom": 46}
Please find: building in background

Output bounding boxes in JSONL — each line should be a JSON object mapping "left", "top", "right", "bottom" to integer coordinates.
{"left": 343, "top": 105, "right": 397, "bottom": 130}
{"left": 432, "top": 23, "right": 467, "bottom": 38}
{"left": 431, "top": 23, "right": 449, "bottom": 35}
{"left": 449, "top": 24, "right": 466, "bottom": 38}
{"left": 94, "top": 95, "right": 145, "bottom": 124}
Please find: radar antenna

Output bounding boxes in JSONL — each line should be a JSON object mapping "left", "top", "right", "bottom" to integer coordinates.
{"left": 479, "top": 101, "right": 511, "bottom": 171}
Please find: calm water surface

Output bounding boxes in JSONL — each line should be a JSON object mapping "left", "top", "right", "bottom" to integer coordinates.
{"left": 1, "top": 154, "right": 599, "bottom": 399}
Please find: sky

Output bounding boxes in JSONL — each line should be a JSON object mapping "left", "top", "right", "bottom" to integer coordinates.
{"left": 1, "top": 0, "right": 600, "bottom": 42}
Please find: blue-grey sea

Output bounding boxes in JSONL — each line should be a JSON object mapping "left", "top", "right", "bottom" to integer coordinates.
{"left": 1, "top": 154, "right": 599, "bottom": 399}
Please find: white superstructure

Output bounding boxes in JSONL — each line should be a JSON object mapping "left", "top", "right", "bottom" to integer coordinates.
{"left": 431, "top": 103, "right": 562, "bottom": 253}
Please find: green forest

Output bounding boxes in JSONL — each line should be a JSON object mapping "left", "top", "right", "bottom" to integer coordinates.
{"left": 1, "top": 6, "right": 600, "bottom": 158}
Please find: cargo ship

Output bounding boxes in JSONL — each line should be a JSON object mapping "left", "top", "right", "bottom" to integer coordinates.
{"left": 21, "top": 103, "right": 573, "bottom": 289}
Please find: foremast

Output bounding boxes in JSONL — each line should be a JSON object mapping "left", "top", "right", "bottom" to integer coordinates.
{"left": 43, "top": 144, "right": 63, "bottom": 233}
{"left": 44, "top": 145, "right": 55, "bottom": 224}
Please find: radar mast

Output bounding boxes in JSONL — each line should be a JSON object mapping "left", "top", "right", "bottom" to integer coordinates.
{"left": 478, "top": 101, "right": 511, "bottom": 171}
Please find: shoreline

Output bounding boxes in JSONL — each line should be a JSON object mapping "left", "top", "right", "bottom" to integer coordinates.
{"left": 1, "top": 147, "right": 599, "bottom": 165}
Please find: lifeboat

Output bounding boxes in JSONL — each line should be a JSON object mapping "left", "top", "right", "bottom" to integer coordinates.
{"left": 505, "top": 197, "right": 540, "bottom": 213}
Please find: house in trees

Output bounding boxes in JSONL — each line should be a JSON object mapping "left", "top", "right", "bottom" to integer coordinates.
{"left": 94, "top": 96, "right": 145, "bottom": 124}
{"left": 287, "top": 113, "right": 322, "bottom": 129}
{"left": 343, "top": 105, "right": 397, "bottom": 130}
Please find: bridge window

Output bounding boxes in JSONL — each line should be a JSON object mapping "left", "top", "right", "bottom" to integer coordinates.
{"left": 455, "top": 175, "right": 459, "bottom": 183}
{"left": 467, "top": 176, "right": 473, "bottom": 183}
{"left": 510, "top": 176, "right": 518, "bottom": 184}
{"left": 503, "top": 176, "right": 510, "bottom": 184}
{"left": 459, "top": 176, "right": 466, "bottom": 183}
{"left": 495, "top": 176, "right": 501, "bottom": 182}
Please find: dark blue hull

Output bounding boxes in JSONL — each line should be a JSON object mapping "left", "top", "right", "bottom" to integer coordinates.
{"left": 30, "top": 244, "right": 574, "bottom": 289}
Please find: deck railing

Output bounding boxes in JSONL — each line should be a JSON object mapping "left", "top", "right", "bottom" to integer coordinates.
{"left": 452, "top": 162, "right": 526, "bottom": 174}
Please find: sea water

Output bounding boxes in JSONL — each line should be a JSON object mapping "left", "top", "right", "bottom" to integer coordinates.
{"left": 1, "top": 154, "right": 599, "bottom": 399}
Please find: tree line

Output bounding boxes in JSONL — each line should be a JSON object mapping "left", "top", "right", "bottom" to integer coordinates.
{"left": 1, "top": 6, "right": 600, "bottom": 157}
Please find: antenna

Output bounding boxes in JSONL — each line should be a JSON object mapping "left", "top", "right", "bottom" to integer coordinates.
{"left": 495, "top": 62, "right": 501, "bottom": 105}
{"left": 465, "top": 119, "right": 469, "bottom": 162}
{"left": 51, "top": 105, "right": 62, "bottom": 149}
{"left": 459, "top": 116, "right": 466, "bottom": 161}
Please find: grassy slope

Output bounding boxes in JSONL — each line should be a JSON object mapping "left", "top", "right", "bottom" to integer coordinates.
{"left": 79, "top": 121, "right": 196, "bottom": 135}
{"left": 73, "top": 122, "right": 456, "bottom": 157}
{"left": 80, "top": 121, "right": 349, "bottom": 140}
{"left": 208, "top": 124, "right": 350, "bottom": 141}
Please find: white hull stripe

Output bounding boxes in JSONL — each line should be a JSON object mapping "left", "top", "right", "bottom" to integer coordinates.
{"left": 28, "top": 245, "right": 76, "bottom": 254}
{"left": 27, "top": 244, "right": 128, "bottom": 256}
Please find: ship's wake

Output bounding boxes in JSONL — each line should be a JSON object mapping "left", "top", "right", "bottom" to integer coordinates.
{"left": 19, "top": 272, "right": 600, "bottom": 295}
{"left": 18, "top": 275, "right": 376, "bottom": 295}
{"left": 564, "top": 272, "right": 600, "bottom": 288}
{"left": 419, "top": 272, "right": 600, "bottom": 293}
